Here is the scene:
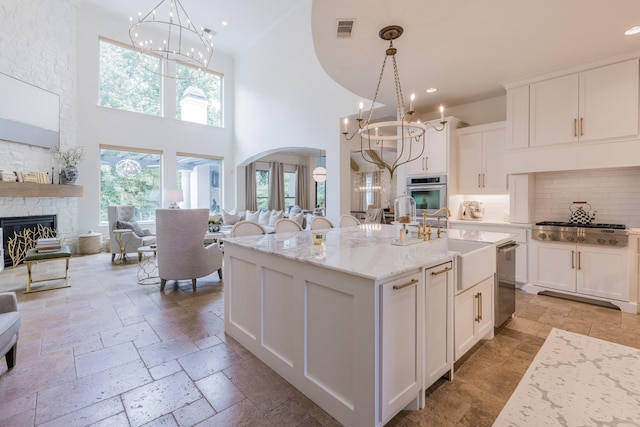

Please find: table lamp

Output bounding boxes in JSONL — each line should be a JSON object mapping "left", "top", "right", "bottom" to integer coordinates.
{"left": 165, "top": 189, "right": 184, "bottom": 209}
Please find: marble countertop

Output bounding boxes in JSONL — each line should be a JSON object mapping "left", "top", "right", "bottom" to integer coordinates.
{"left": 448, "top": 219, "right": 532, "bottom": 229}
{"left": 223, "top": 224, "right": 513, "bottom": 281}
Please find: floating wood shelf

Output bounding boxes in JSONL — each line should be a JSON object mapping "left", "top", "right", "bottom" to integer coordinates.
{"left": 0, "top": 182, "right": 83, "bottom": 197}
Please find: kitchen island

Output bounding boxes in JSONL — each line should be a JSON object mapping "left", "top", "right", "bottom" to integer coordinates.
{"left": 222, "top": 224, "right": 510, "bottom": 426}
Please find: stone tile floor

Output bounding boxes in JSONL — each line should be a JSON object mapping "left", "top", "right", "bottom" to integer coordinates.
{"left": 0, "top": 253, "right": 638, "bottom": 426}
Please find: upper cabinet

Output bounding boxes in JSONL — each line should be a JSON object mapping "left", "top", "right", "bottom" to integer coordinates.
{"left": 456, "top": 122, "right": 507, "bottom": 194}
{"left": 400, "top": 121, "right": 448, "bottom": 177}
{"left": 530, "top": 59, "right": 639, "bottom": 147}
{"left": 503, "top": 54, "right": 640, "bottom": 173}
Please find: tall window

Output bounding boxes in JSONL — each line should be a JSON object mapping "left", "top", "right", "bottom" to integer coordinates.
{"left": 176, "top": 63, "right": 223, "bottom": 127}
{"left": 176, "top": 154, "right": 223, "bottom": 211}
{"left": 284, "top": 170, "right": 297, "bottom": 211}
{"left": 98, "top": 38, "right": 161, "bottom": 116}
{"left": 100, "top": 147, "right": 161, "bottom": 222}
{"left": 256, "top": 169, "right": 269, "bottom": 211}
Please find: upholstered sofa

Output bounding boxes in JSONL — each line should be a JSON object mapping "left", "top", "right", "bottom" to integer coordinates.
{"left": 0, "top": 292, "right": 21, "bottom": 372}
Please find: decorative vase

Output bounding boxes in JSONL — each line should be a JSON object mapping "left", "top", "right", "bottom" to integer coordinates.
{"left": 60, "top": 166, "right": 79, "bottom": 185}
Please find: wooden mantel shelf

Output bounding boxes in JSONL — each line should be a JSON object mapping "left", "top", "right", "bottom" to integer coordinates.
{"left": 0, "top": 181, "right": 83, "bottom": 197}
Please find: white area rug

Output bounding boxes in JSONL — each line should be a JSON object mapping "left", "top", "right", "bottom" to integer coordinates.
{"left": 493, "top": 328, "right": 640, "bottom": 426}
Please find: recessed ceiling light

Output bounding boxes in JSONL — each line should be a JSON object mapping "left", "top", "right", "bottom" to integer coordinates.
{"left": 426, "top": 88, "right": 437, "bottom": 93}
{"left": 222, "top": 21, "right": 229, "bottom": 26}
{"left": 625, "top": 26, "right": 640, "bottom": 35}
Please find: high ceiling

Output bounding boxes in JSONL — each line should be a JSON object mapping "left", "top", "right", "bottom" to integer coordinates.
{"left": 84, "top": 0, "right": 640, "bottom": 115}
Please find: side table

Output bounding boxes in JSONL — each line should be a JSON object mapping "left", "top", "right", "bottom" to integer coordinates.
{"left": 137, "top": 245, "right": 159, "bottom": 285}
{"left": 112, "top": 229, "right": 133, "bottom": 264}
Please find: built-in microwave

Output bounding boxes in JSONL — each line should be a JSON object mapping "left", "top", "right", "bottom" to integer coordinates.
{"left": 406, "top": 175, "right": 447, "bottom": 219}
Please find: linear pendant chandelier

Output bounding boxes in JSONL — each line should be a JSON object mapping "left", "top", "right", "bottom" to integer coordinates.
{"left": 342, "top": 25, "right": 446, "bottom": 179}
{"left": 129, "top": 0, "right": 213, "bottom": 79}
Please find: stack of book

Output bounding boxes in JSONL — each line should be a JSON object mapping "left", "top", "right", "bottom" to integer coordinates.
{"left": 36, "top": 238, "right": 62, "bottom": 252}
{"left": 0, "top": 170, "right": 16, "bottom": 182}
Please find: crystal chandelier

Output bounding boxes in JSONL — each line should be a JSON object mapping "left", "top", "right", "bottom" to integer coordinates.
{"left": 342, "top": 25, "right": 446, "bottom": 179}
{"left": 129, "top": 0, "right": 213, "bottom": 79}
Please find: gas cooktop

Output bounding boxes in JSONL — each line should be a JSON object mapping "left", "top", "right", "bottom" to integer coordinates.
{"left": 532, "top": 221, "right": 629, "bottom": 246}
{"left": 535, "top": 221, "right": 627, "bottom": 230}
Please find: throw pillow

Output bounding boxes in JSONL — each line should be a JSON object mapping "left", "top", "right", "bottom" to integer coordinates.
{"left": 116, "top": 220, "right": 145, "bottom": 237}
{"left": 258, "top": 210, "right": 271, "bottom": 226}
{"left": 245, "top": 210, "right": 260, "bottom": 222}
{"left": 289, "top": 211, "right": 305, "bottom": 228}
{"left": 222, "top": 209, "right": 239, "bottom": 225}
{"left": 269, "top": 210, "right": 284, "bottom": 226}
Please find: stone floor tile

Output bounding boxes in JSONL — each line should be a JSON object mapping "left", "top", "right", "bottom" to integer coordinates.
{"left": 194, "top": 334, "right": 224, "bottom": 350}
{"left": 101, "top": 321, "right": 162, "bottom": 349}
{"left": 172, "top": 397, "right": 216, "bottom": 427}
{"left": 149, "top": 360, "right": 183, "bottom": 381}
{"left": 35, "top": 359, "right": 152, "bottom": 425}
{"left": 513, "top": 300, "right": 548, "bottom": 321}
{"left": 122, "top": 371, "right": 202, "bottom": 427}
{"left": 195, "top": 398, "right": 275, "bottom": 427}
{"left": 38, "top": 396, "right": 124, "bottom": 427}
{"left": 137, "top": 336, "right": 200, "bottom": 368}
{"left": 75, "top": 341, "right": 141, "bottom": 377}
{"left": 0, "top": 408, "right": 35, "bottom": 426}
{"left": 196, "top": 371, "right": 245, "bottom": 413}
{"left": 92, "top": 412, "right": 130, "bottom": 427}
{"left": 0, "top": 393, "right": 36, "bottom": 422}
{"left": 141, "top": 414, "right": 179, "bottom": 426}
{"left": 179, "top": 343, "right": 244, "bottom": 381}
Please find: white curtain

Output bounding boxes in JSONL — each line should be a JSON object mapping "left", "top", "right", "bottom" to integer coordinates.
{"left": 268, "top": 162, "right": 284, "bottom": 211}
{"left": 296, "top": 164, "right": 308, "bottom": 210}
{"left": 245, "top": 163, "right": 257, "bottom": 211}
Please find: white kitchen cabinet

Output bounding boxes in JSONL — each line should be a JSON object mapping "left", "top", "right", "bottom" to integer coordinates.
{"left": 529, "top": 59, "right": 639, "bottom": 147}
{"left": 424, "top": 261, "right": 453, "bottom": 390}
{"left": 506, "top": 85, "right": 529, "bottom": 149}
{"left": 454, "top": 275, "right": 494, "bottom": 361}
{"left": 380, "top": 272, "right": 423, "bottom": 422}
{"left": 401, "top": 122, "right": 448, "bottom": 176}
{"left": 457, "top": 122, "right": 507, "bottom": 194}
{"left": 530, "top": 240, "right": 629, "bottom": 302}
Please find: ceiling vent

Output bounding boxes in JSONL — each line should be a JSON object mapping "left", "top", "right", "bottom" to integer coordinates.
{"left": 337, "top": 20, "right": 354, "bottom": 38}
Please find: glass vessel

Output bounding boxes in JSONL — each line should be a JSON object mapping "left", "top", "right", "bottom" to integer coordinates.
{"left": 394, "top": 192, "right": 416, "bottom": 224}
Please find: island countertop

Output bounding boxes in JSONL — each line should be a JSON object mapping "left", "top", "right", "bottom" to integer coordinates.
{"left": 222, "top": 223, "right": 451, "bottom": 281}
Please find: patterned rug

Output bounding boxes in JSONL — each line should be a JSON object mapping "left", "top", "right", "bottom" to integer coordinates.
{"left": 494, "top": 328, "right": 640, "bottom": 426}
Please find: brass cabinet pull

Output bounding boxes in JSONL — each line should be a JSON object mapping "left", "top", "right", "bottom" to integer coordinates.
{"left": 571, "top": 250, "right": 575, "bottom": 269}
{"left": 482, "top": 173, "right": 486, "bottom": 188}
{"left": 574, "top": 118, "right": 577, "bottom": 137}
{"left": 393, "top": 278, "right": 419, "bottom": 291}
{"left": 477, "top": 174, "right": 481, "bottom": 188}
{"left": 580, "top": 117, "right": 584, "bottom": 136}
{"left": 431, "top": 266, "right": 452, "bottom": 276}
{"left": 578, "top": 251, "right": 581, "bottom": 270}
{"left": 478, "top": 292, "right": 483, "bottom": 322}
{"left": 425, "top": 156, "right": 429, "bottom": 170}
{"left": 474, "top": 293, "right": 480, "bottom": 322}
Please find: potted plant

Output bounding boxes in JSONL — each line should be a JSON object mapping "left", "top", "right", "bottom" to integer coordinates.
{"left": 50, "top": 146, "right": 85, "bottom": 184}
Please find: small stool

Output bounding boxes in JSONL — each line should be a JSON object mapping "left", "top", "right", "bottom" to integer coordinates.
{"left": 23, "top": 245, "right": 72, "bottom": 293}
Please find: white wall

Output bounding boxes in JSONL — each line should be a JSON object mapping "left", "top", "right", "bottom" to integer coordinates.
{"left": 75, "top": 4, "right": 236, "bottom": 237}
{"left": 233, "top": 1, "right": 361, "bottom": 223}
{"left": 0, "top": 0, "right": 80, "bottom": 247}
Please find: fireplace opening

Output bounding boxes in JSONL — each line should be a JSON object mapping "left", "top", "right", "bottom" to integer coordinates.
{"left": 1, "top": 215, "right": 57, "bottom": 267}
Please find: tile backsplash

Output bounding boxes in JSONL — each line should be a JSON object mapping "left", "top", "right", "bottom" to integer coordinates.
{"left": 534, "top": 167, "right": 640, "bottom": 228}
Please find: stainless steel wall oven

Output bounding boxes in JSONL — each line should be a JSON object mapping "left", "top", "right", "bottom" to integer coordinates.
{"left": 406, "top": 175, "right": 447, "bottom": 218}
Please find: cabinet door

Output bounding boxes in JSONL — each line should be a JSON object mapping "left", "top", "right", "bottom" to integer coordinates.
{"left": 515, "top": 244, "right": 527, "bottom": 284}
{"left": 424, "top": 262, "right": 452, "bottom": 389}
{"left": 380, "top": 273, "right": 422, "bottom": 423}
{"left": 531, "top": 241, "right": 576, "bottom": 292}
{"left": 457, "top": 132, "right": 483, "bottom": 193}
{"left": 454, "top": 286, "right": 477, "bottom": 361}
{"left": 529, "top": 73, "right": 579, "bottom": 146}
{"left": 577, "top": 246, "right": 629, "bottom": 301}
{"left": 474, "top": 276, "right": 494, "bottom": 341}
{"left": 506, "top": 85, "right": 530, "bottom": 149}
{"left": 580, "top": 59, "right": 639, "bottom": 142}
{"left": 481, "top": 127, "right": 507, "bottom": 193}
{"left": 424, "top": 126, "right": 447, "bottom": 174}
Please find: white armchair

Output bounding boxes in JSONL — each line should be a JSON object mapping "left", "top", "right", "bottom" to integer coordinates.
{"left": 108, "top": 205, "right": 156, "bottom": 262}
{"left": 156, "top": 209, "right": 223, "bottom": 292}
{"left": 0, "top": 292, "right": 21, "bottom": 372}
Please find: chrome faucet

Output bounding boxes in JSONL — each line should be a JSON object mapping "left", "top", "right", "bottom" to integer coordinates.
{"left": 425, "top": 207, "right": 452, "bottom": 238}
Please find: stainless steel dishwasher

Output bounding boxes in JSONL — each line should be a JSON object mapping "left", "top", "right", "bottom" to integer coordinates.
{"left": 495, "top": 241, "right": 519, "bottom": 330}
